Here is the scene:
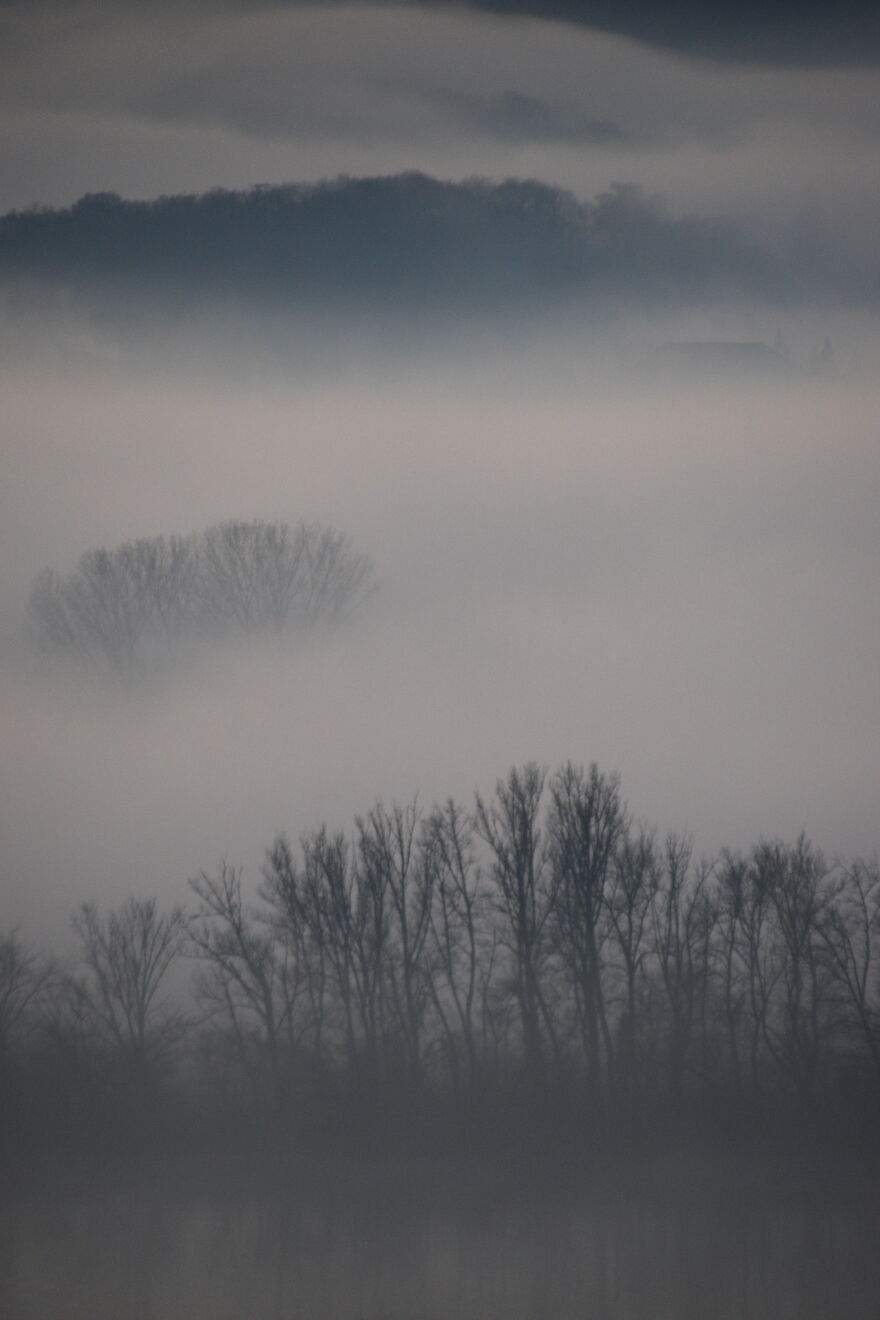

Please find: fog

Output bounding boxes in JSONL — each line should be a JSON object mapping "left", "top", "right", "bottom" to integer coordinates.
{"left": 2, "top": 317, "right": 878, "bottom": 947}
{"left": 1, "top": 6, "right": 879, "bottom": 1318}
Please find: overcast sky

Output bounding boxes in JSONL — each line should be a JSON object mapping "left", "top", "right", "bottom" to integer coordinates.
{"left": 1, "top": 0, "right": 878, "bottom": 942}
{"left": 1, "top": 2, "right": 879, "bottom": 262}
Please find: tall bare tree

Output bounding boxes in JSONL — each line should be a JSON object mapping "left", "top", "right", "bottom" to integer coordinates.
{"left": 475, "top": 764, "right": 557, "bottom": 1078}
{"left": 72, "top": 897, "right": 185, "bottom": 1088}
{"left": 715, "top": 850, "right": 750, "bottom": 1097}
{"left": 649, "top": 833, "right": 716, "bottom": 1106}
{"left": 606, "top": 824, "right": 658, "bottom": 1106}
{"left": 189, "top": 864, "right": 304, "bottom": 1104}
{"left": 297, "top": 827, "right": 363, "bottom": 1074}
{"left": 0, "top": 932, "right": 55, "bottom": 1121}
{"left": 756, "top": 837, "right": 837, "bottom": 1104}
{"left": 547, "top": 763, "right": 625, "bottom": 1107}
{"left": 263, "top": 825, "right": 388, "bottom": 1084}
{"left": 356, "top": 801, "right": 432, "bottom": 1086}
{"left": 822, "top": 857, "right": 880, "bottom": 1082}
{"left": 0, "top": 931, "right": 51, "bottom": 1057}
{"left": 262, "top": 833, "right": 331, "bottom": 1068}
{"left": 421, "top": 800, "right": 489, "bottom": 1091}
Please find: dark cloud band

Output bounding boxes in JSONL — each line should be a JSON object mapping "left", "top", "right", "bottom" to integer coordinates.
{"left": 3, "top": 0, "right": 877, "bottom": 64}
{"left": 460, "top": 0, "right": 880, "bottom": 65}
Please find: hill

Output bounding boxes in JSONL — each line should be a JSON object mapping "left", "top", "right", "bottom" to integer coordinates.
{"left": 0, "top": 174, "right": 786, "bottom": 321}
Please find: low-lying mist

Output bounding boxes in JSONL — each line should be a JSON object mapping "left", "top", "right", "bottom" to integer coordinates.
{"left": 2, "top": 313, "right": 877, "bottom": 945}
{"left": 3, "top": 7, "right": 878, "bottom": 1315}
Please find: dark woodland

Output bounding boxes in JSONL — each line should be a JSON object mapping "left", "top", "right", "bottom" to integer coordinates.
{"left": 0, "top": 177, "right": 795, "bottom": 316}
{"left": 3, "top": 763, "right": 878, "bottom": 1187}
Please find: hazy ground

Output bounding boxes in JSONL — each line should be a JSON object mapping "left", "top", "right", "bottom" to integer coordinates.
{"left": 3, "top": 1145, "right": 879, "bottom": 1320}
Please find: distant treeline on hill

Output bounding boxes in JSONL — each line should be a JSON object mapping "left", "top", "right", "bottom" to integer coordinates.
{"left": 2, "top": 763, "right": 878, "bottom": 1169}
{"left": 0, "top": 174, "right": 787, "bottom": 315}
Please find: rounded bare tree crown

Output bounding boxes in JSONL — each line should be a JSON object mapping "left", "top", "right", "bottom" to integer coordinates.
{"left": 26, "top": 519, "right": 376, "bottom": 679}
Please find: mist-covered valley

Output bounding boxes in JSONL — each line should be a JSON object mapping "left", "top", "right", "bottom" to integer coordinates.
{"left": 3, "top": 303, "right": 879, "bottom": 1320}
{"left": 3, "top": 319, "right": 878, "bottom": 941}
{"left": 2, "top": 3, "right": 880, "bottom": 1318}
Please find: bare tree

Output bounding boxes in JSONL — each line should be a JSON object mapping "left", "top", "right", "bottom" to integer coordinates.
{"left": 606, "top": 824, "right": 658, "bottom": 1107}
{"left": 737, "top": 849, "right": 783, "bottom": 1097}
{"left": 72, "top": 897, "right": 186, "bottom": 1088}
{"left": 297, "top": 827, "right": 363, "bottom": 1074}
{"left": 714, "top": 847, "right": 789, "bottom": 1102}
{"left": 27, "top": 519, "right": 375, "bottom": 676}
{"left": 299, "top": 523, "right": 375, "bottom": 625}
{"left": 475, "top": 764, "right": 557, "bottom": 1078}
{"left": 649, "top": 833, "right": 716, "bottom": 1107}
{"left": 0, "top": 931, "right": 55, "bottom": 1106}
{"left": 268, "top": 823, "right": 393, "bottom": 1085}
{"left": 28, "top": 535, "right": 199, "bottom": 678}
{"left": 189, "top": 864, "right": 304, "bottom": 1104}
{"left": 547, "top": 763, "right": 625, "bottom": 1108}
{"left": 197, "top": 520, "right": 299, "bottom": 636}
{"left": 356, "top": 801, "right": 432, "bottom": 1086}
{"left": 197, "top": 519, "right": 374, "bottom": 638}
{"left": 346, "top": 813, "right": 394, "bottom": 1082}
{"left": 27, "top": 569, "right": 82, "bottom": 663}
{"left": 262, "top": 833, "right": 331, "bottom": 1068}
{"left": 421, "top": 799, "right": 489, "bottom": 1091}
{"left": 129, "top": 533, "right": 199, "bottom": 652}
{"left": 28, "top": 551, "right": 143, "bottom": 678}
{"left": 714, "top": 850, "right": 750, "bottom": 1096}
{"left": 755, "top": 836, "right": 836, "bottom": 1105}
{"left": 822, "top": 857, "right": 880, "bottom": 1082}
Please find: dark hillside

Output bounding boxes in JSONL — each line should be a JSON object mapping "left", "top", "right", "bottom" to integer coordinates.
{"left": 0, "top": 173, "right": 786, "bottom": 318}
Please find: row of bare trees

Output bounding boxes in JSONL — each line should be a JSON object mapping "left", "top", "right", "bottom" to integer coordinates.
{"left": 27, "top": 519, "right": 375, "bottom": 678}
{"left": 3, "top": 764, "right": 879, "bottom": 1142}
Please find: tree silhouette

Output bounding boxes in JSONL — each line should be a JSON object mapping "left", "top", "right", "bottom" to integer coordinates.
{"left": 27, "top": 519, "right": 375, "bottom": 677}
{"left": 71, "top": 897, "right": 186, "bottom": 1091}
{"left": 548, "top": 763, "right": 625, "bottom": 1108}
{"left": 475, "top": 764, "right": 556, "bottom": 1078}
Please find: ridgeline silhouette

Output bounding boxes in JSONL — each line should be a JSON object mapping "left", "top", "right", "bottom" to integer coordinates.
{"left": 0, "top": 174, "right": 787, "bottom": 321}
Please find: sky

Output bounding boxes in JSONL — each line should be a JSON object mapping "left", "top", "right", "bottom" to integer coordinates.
{"left": 1, "top": 1, "right": 879, "bottom": 262}
{"left": 0, "top": 0, "right": 878, "bottom": 944}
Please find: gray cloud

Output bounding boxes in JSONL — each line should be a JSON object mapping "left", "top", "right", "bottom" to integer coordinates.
{"left": 424, "top": 89, "right": 630, "bottom": 145}
{"left": 6, "top": 0, "right": 878, "bottom": 67}
{"left": 457, "top": 0, "right": 880, "bottom": 67}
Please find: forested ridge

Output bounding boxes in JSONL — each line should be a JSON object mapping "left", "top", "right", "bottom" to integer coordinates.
{"left": 2, "top": 763, "right": 878, "bottom": 1181}
{"left": 0, "top": 174, "right": 786, "bottom": 314}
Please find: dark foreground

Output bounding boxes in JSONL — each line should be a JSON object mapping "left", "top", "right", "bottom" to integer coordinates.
{"left": 2, "top": 1145, "right": 878, "bottom": 1320}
